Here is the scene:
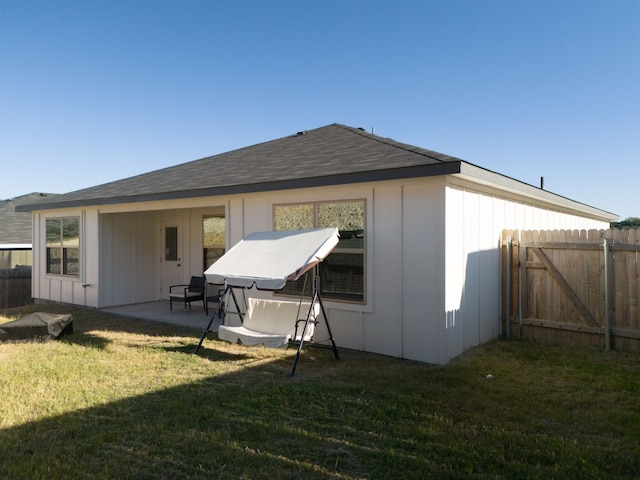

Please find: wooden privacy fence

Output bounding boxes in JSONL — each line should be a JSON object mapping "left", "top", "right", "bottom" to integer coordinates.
{"left": 0, "top": 267, "right": 32, "bottom": 309}
{"left": 502, "top": 229, "right": 640, "bottom": 352}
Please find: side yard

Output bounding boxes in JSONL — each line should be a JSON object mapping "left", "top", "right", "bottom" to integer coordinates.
{"left": 1, "top": 304, "right": 639, "bottom": 479}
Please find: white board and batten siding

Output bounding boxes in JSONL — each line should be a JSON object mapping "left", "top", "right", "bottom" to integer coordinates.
{"left": 397, "top": 180, "right": 447, "bottom": 364}
{"left": 240, "top": 178, "right": 448, "bottom": 364}
{"left": 441, "top": 180, "right": 610, "bottom": 364}
{"left": 30, "top": 209, "right": 100, "bottom": 308}
{"left": 28, "top": 174, "right": 611, "bottom": 366}
{"left": 311, "top": 177, "right": 609, "bottom": 366}
{"left": 99, "top": 211, "right": 157, "bottom": 307}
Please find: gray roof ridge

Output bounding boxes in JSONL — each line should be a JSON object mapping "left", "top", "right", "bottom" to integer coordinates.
{"left": 1, "top": 192, "right": 57, "bottom": 203}
{"left": 331, "top": 123, "right": 463, "bottom": 163}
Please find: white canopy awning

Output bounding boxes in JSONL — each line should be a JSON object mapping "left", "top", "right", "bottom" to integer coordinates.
{"left": 204, "top": 228, "right": 340, "bottom": 290}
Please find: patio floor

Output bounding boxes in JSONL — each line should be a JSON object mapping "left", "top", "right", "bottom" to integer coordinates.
{"left": 102, "top": 300, "right": 221, "bottom": 331}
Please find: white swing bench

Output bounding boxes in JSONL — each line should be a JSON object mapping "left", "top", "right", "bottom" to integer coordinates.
{"left": 218, "top": 297, "right": 319, "bottom": 349}
{"left": 195, "top": 228, "right": 340, "bottom": 376}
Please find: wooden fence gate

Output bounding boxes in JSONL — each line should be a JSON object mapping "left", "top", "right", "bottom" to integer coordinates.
{"left": 502, "top": 229, "right": 640, "bottom": 352}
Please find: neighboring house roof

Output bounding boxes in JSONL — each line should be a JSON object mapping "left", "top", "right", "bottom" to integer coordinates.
{"left": 0, "top": 193, "right": 57, "bottom": 246}
{"left": 15, "top": 123, "right": 617, "bottom": 221}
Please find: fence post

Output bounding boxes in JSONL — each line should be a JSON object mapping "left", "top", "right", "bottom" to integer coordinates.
{"left": 603, "top": 237, "right": 611, "bottom": 351}
{"left": 517, "top": 231, "right": 523, "bottom": 337}
{"left": 506, "top": 236, "right": 512, "bottom": 339}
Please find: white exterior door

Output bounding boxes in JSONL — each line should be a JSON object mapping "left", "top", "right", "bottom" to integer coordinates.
{"left": 160, "top": 218, "right": 183, "bottom": 299}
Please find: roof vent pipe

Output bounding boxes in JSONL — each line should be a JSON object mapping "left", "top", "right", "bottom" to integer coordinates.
{"left": 540, "top": 176, "right": 544, "bottom": 190}
{"left": 372, "top": 126, "right": 376, "bottom": 135}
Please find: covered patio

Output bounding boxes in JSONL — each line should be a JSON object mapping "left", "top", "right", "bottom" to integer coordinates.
{"left": 103, "top": 301, "right": 221, "bottom": 331}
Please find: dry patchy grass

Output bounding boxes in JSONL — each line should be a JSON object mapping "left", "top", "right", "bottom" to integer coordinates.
{"left": 0, "top": 304, "right": 639, "bottom": 479}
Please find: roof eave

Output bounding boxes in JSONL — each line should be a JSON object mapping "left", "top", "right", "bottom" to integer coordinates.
{"left": 456, "top": 162, "right": 618, "bottom": 222}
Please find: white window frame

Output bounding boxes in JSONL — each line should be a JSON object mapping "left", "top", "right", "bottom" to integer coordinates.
{"left": 45, "top": 216, "right": 81, "bottom": 277}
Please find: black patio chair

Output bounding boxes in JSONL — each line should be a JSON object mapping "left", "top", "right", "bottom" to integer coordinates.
{"left": 169, "top": 276, "right": 206, "bottom": 314}
{"left": 205, "top": 283, "right": 226, "bottom": 316}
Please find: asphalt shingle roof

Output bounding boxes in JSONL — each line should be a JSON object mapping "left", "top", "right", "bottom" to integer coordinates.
{"left": 17, "top": 124, "right": 464, "bottom": 211}
{"left": 0, "top": 193, "right": 57, "bottom": 244}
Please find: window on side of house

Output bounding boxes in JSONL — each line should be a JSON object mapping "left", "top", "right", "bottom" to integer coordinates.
{"left": 273, "top": 200, "right": 365, "bottom": 303}
{"left": 203, "top": 215, "right": 226, "bottom": 271}
{"left": 46, "top": 217, "right": 80, "bottom": 276}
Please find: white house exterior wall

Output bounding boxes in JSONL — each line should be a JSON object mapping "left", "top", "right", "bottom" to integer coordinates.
{"left": 222, "top": 178, "right": 448, "bottom": 364}
{"left": 29, "top": 174, "right": 612, "bottom": 366}
{"left": 366, "top": 184, "right": 402, "bottom": 356}
{"left": 99, "top": 211, "right": 157, "bottom": 307}
{"left": 398, "top": 180, "right": 447, "bottom": 364}
{"left": 32, "top": 209, "right": 101, "bottom": 308}
{"left": 442, "top": 179, "right": 611, "bottom": 364}
{"left": 84, "top": 209, "right": 100, "bottom": 307}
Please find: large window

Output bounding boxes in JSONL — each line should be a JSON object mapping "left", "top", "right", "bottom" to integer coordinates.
{"left": 203, "top": 216, "right": 225, "bottom": 271}
{"left": 274, "top": 200, "right": 365, "bottom": 302}
{"left": 46, "top": 217, "right": 80, "bottom": 276}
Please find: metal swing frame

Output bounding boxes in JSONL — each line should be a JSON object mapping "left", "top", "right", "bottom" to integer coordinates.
{"left": 288, "top": 267, "right": 339, "bottom": 376}
{"left": 194, "top": 266, "right": 339, "bottom": 377}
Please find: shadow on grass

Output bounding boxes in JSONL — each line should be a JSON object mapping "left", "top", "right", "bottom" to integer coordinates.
{"left": 3, "top": 303, "right": 201, "bottom": 337}
{"left": 0, "top": 306, "right": 433, "bottom": 479}
{"left": 3, "top": 305, "right": 639, "bottom": 479}
{"left": 3, "top": 304, "right": 303, "bottom": 365}
{"left": 0, "top": 349, "right": 426, "bottom": 480}
{"left": 159, "top": 340, "right": 258, "bottom": 363}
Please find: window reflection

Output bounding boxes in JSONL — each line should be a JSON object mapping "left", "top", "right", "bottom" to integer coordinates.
{"left": 274, "top": 200, "right": 365, "bottom": 302}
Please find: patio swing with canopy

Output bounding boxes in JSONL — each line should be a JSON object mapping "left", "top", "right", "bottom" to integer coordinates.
{"left": 194, "top": 227, "right": 340, "bottom": 376}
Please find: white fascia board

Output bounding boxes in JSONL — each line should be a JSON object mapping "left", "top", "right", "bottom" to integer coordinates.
{"left": 456, "top": 162, "right": 619, "bottom": 222}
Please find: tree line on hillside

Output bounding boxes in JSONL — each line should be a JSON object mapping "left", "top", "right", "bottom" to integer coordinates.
{"left": 611, "top": 217, "right": 640, "bottom": 229}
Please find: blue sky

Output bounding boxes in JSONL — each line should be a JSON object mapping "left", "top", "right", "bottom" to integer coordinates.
{"left": 1, "top": 1, "right": 638, "bottom": 219}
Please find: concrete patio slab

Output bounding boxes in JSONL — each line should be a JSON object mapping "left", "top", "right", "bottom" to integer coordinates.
{"left": 102, "top": 300, "right": 221, "bottom": 331}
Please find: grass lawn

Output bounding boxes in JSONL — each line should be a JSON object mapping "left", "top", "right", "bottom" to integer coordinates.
{"left": 1, "top": 304, "right": 639, "bottom": 479}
